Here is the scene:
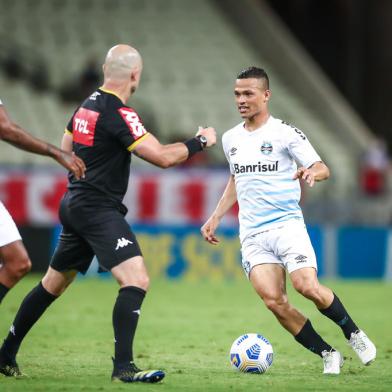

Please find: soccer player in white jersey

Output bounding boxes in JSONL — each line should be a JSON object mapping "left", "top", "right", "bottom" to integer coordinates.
{"left": 0, "top": 98, "right": 85, "bottom": 307}
{"left": 201, "top": 67, "right": 376, "bottom": 374}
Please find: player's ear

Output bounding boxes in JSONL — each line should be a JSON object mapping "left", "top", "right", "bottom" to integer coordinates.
{"left": 130, "top": 69, "right": 138, "bottom": 83}
{"left": 264, "top": 89, "right": 271, "bottom": 102}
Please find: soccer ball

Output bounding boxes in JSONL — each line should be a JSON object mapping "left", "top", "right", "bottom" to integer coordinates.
{"left": 230, "top": 333, "right": 273, "bottom": 374}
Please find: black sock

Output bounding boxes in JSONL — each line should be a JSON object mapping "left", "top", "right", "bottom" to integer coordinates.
{"left": 295, "top": 319, "right": 334, "bottom": 357}
{"left": 0, "top": 282, "right": 57, "bottom": 360}
{"left": 112, "top": 286, "right": 146, "bottom": 367}
{"left": 0, "top": 283, "right": 10, "bottom": 304}
{"left": 319, "top": 293, "right": 359, "bottom": 339}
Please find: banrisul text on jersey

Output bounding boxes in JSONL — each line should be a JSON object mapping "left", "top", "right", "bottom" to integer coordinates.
{"left": 234, "top": 161, "right": 278, "bottom": 174}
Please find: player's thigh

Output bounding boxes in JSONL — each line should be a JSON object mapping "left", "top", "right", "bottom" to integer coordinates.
{"left": 249, "top": 263, "right": 287, "bottom": 301}
{"left": 84, "top": 209, "right": 142, "bottom": 273}
{"left": 50, "top": 227, "right": 95, "bottom": 275}
{"left": 0, "top": 240, "right": 29, "bottom": 265}
{"left": 289, "top": 266, "right": 319, "bottom": 290}
{"left": 42, "top": 267, "right": 79, "bottom": 296}
{"left": 111, "top": 255, "right": 149, "bottom": 289}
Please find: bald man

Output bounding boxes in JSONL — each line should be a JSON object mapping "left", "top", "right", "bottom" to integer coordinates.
{"left": 0, "top": 45, "right": 216, "bottom": 383}
{"left": 0, "top": 98, "right": 85, "bottom": 306}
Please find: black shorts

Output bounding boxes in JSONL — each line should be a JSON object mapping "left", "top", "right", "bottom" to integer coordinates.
{"left": 50, "top": 192, "right": 142, "bottom": 274}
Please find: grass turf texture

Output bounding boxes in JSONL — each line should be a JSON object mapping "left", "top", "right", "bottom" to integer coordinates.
{"left": 0, "top": 275, "right": 391, "bottom": 391}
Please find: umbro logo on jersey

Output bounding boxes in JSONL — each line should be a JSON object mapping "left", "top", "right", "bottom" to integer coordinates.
{"left": 295, "top": 255, "right": 308, "bottom": 263}
{"left": 115, "top": 237, "right": 133, "bottom": 250}
{"left": 261, "top": 141, "right": 273, "bottom": 155}
{"left": 229, "top": 147, "right": 237, "bottom": 156}
{"left": 234, "top": 161, "right": 278, "bottom": 174}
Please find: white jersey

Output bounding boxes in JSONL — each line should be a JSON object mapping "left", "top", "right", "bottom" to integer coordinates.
{"left": 222, "top": 115, "right": 321, "bottom": 243}
{"left": 0, "top": 98, "right": 3, "bottom": 105}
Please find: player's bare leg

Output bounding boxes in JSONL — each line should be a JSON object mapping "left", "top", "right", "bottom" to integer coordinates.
{"left": 0, "top": 267, "right": 77, "bottom": 377}
{"left": 41, "top": 267, "right": 78, "bottom": 295}
{"left": 290, "top": 267, "right": 376, "bottom": 365}
{"left": 0, "top": 241, "right": 32, "bottom": 304}
{"left": 250, "top": 264, "right": 306, "bottom": 334}
{"left": 250, "top": 264, "right": 342, "bottom": 374}
{"left": 110, "top": 256, "right": 164, "bottom": 383}
{"left": 290, "top": 267, "right": 333, "bottom": 308}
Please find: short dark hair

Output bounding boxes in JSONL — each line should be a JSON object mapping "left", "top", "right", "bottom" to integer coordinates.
{"left": 237, "top": 66, "right": 269, "bottom": 89}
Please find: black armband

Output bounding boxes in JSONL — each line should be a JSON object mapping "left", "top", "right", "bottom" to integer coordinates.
{"left": 184, "top": 137, "right": 203, "bottom": 158}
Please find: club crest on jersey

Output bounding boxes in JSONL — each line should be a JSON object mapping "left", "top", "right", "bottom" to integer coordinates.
{"left": 261, "top": 141, "right": 273, "bottom": 155}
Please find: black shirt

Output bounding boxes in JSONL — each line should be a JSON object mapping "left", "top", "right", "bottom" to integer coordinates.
{"left": 65, "top": 88, "right": 149, "bottom": 208}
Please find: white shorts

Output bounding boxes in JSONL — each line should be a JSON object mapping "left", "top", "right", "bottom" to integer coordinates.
{"left": 0, "top": 201, "right": 22, "bottom": 247}
{"left": 241, "top": 219, "right": 317, "bottom": 278}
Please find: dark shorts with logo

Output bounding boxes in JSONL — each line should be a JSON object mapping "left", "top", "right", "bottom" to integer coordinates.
{"left": 50, "top": 192, "right": 142, "bottom": 274}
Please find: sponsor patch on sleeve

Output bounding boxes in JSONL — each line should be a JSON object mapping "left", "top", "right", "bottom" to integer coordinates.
{"left": 118, "top": 107, "right": 147, "bottom": 139}
{"left": 72, "top": 108, "right": 100, "bottom": 146}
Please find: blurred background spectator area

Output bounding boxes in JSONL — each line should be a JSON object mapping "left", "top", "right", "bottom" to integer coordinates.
{"left": 0, "top": 0, "right": 391, "bottom": 226}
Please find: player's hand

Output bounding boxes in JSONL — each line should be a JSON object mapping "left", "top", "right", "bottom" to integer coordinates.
{"left": 196, "top": 126, "right": 216, "bottom": 147}
{"left": 293, "top": 166, "right": 315, "bottom": 187}
{"left": 57, "top": 151, "right": 86, "bottom": 180}
{"left": 200, "top": 215, "right": 220, "bottom": 245}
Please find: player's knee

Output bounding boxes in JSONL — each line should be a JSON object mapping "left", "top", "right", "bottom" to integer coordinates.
{"left": 20, "top": 257, "right": 32, "bottom": 275}
{"left": 263, "top": 296, "right": 288, "bottom": 316}
{"left": 294, "top": 280, "right": 320, "bottom": 300}
{"left": 120, "top": 273, "right": 150, "bottom": 291}
{"left": 10, "top": 256, "right": 32, "bottom": 279}
{"left": 136, "top": 274, "right": 150, "bottom": 291}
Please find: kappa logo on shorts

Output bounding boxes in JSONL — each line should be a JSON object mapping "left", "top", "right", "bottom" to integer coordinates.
{"left": 115, "top": 237, "right": 133, "bottom": 250}
{"left": 295, "top": 255, "right": 308, "bottom": 263}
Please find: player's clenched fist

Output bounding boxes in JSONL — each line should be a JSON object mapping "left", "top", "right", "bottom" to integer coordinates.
{"left": 196, "top": 126, "right": 216, "bottom": 147}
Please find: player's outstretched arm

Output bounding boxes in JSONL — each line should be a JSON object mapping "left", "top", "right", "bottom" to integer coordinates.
{"left": 201, "top": 175, "right": 237, "bottom": 245}
{"left": 0, "top": 106, "right": 86, "bottom": 179}
{"left": 133, "top": 127, "right": 216, "bottom": 168}
{"left": 293, "top": 161, "right": 330, "bottom": 187}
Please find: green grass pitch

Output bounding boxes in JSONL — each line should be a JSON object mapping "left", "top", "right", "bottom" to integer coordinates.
{"left": 1, "top": 275, "right": 391, "bottom": 391}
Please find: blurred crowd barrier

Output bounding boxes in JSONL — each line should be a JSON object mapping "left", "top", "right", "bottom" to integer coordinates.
{"left": 1, "top": 169, "right": 391, "bottom": 280}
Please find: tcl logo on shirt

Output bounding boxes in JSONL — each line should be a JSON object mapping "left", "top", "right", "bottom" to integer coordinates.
{"left": 118, "top": 107, "right": 147, "bottom": 139}
{"left": 73, "top": 108, "right": 100, "bottom": 146}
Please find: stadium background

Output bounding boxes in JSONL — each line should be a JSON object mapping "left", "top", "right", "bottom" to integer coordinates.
{"left": 1, "top": 0, "right": 392, "bottom": 280}
{"left": 1, "top": 1, "right": 392, "bottom": 391}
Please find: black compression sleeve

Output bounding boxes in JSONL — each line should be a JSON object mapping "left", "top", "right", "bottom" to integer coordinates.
{"left": 184, "top": 138, "right": 203, "bottom": 158}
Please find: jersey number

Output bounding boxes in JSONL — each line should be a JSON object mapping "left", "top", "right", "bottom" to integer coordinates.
{"left": 282, "top": 120, "right": 306, "bottom": 140}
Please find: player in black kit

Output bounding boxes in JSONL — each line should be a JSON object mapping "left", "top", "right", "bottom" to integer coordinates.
{"left": 0, "top": 45, "right": 216, "bottom": 383}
